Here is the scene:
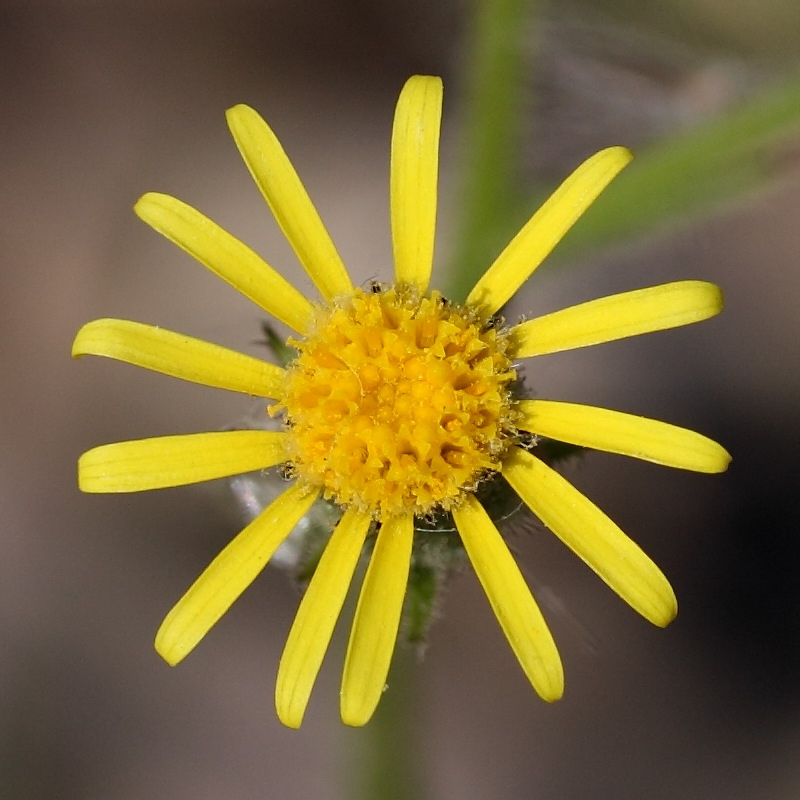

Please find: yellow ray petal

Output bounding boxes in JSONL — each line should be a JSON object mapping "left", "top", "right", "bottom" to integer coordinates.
{"left": 73, "top": 318, "right": 286, "bottom": 399}
{"left": 79, "top": 431, "right": 288, "bottom": 493}
{"left": 452, "top": 495, "right": 563, "bottom": 702}
{"left": 391, "top": 76, "right": 443, "bottom": 293}
{"left": 276, "top": 508, "right": 371, "bottom": 729}
{"left": 156, "top": 481, "right": 320, "bottom": 666}
{"left": 511, "top": 281, "right": 723, "bottom": 358}
{"left": 517, "top": 399, "right": 731, "bottom": 473}
{"left": 503, "top": 447, "right": 677, "bottom": 627}
{"left": 466, "top": 147, "right": 632, "bottom": 315}
{"left": 341, "top": 514, "right": 414, "bottom": 727}
{"left": 134, "top": 192, "right": 314, "bottom": 333}
{"left": 225, "top": 104, "right": 353, "bottom": 302}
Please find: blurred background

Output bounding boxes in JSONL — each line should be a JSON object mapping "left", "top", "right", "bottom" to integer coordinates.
{"left": 2, "top": 1, "right": 800, "bottom": 797}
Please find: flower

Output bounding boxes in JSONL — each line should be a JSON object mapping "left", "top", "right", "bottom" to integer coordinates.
{"left": 74, "top": 75, "right": 730, "bottom": 728}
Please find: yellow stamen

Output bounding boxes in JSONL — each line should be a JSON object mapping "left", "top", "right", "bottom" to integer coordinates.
{"left": 283, "top": 287, "right": 516, "bottom": 517}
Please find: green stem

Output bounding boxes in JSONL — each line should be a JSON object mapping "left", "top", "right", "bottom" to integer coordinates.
{"left": 445, "top": 0, "right": 537, "bottom": 302}
{"left": 348, "top": 649, "right": 427, "bottom": 800}
{"left": 549, "top": 74, "right": 800, "bottom": 264}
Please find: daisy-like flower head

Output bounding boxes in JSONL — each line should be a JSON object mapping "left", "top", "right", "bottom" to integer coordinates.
{"left": 74, "top": 76, "right": 730, "bottom": 728}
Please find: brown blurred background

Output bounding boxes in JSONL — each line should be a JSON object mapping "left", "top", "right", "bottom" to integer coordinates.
{"left": 2, "top": 1, "right": 800, "bottom": 797}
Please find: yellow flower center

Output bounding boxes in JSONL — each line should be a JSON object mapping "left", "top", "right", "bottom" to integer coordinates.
{"left": 280, "top": 286, "right": 517, "bottom": 518}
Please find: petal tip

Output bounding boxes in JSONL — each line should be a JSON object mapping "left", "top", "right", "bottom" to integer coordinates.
{"left": 340, "top": 700, "right": 374, "bottom": 728}
{"left": 279, "top": 718, "right": 302, "bottom": 731}
{"left": 693, "top": 281, "right": 724, "bottom": 319}
{"left": 601, "top": 145, "right": 634, "bottom": 169}
{"left": 540, "top": 678, "right": 565, "bottom": 704}
{"left": 133, "top": 191, "right": 162, "bottom": 219}
{"left": 403, "top": 73, "right": 442, "bottom": 87}
{"left": 413, "top": 74, "right": 443, "bottom": 94}
{"left": 710, "top": 445, "right": 732, "bottom": 473}
{"left": 693, "top": 437, "right": 731, "bottom": 474}
{"left": 225, "top": 103, "right": 260, "bottom": 132}
{"left": 71, "top": 323, "right": 93, "bottom": 358}
{"left": 532, "top": 653, "right": 565, "bottom": 703}
{"left": 650, "top": 587, "right": 678, "bottom": 628}
{"left": 225, "top": 102, "right": 254, "bottom": 117}
{"left": 275, "top": 700, "right": 304, "bottom": 730}
{"left": 154, "top": 629, "right": 185, "bottom": 667}
{"left": 154, "top": 605, "right": 201, "bottom": 667}
{"left": 134, "top": 192, "right": 182, "bottom": 232}
{"left": 342, "top": 718, "right": 369, "bottom": 728}
{"left": 710, "top": 282, "right": 724, "bottom": 312}
{"left": 77, "top": 449, "right": 104, "bottom": 493}
{"left": 76, "top": 462, "right": 90, "bottom": 492}
{"left": 71, "top": 317, "right": 118, "bottom": 359}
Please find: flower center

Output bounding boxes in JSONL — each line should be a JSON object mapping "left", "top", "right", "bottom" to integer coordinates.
{"left": 280, "top": 286, "right": 516, "bottom": 518}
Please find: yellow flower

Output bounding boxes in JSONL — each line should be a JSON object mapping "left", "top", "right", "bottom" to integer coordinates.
{"left": 73, "top": 76, "right": 730, "bottom": 728}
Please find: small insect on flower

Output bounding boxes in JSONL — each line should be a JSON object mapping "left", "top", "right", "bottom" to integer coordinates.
{"left": 73, "top": 75, "right": 730, "bottom": 728}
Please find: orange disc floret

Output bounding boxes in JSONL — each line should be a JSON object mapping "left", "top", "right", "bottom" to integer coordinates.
{"left": 282, "top": 286, "right": 517, "bottom": 517}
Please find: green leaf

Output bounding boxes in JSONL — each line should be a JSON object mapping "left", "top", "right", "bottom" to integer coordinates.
{"left": 551, "top": 75, "right": 800, "bottom": 261}
{"left": 445, "top": 0, "right": 537, "bottom": 302}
